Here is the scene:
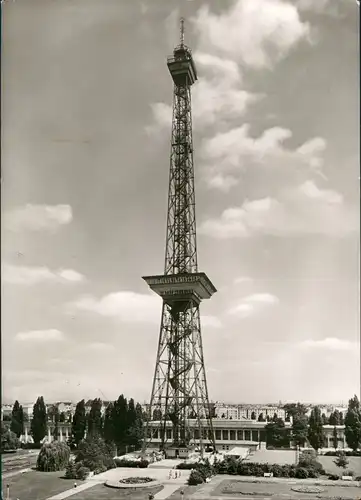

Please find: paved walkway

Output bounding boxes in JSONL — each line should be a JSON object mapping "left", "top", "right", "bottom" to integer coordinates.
{"left": 46, "top": 462, "right": 190, "bottom": 500}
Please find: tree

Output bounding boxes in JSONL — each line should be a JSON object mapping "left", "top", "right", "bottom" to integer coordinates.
{"left": 344, "top": 395, "right": 361, "bottom": 452}
{"left": 31, "top": 397, "right": 47, "bottom": 445}
{"left": 292, "top": 414, "right": 308, "bottom": 448}
{"left": 265, "top": 418, "right": 288, "bottom": 448}
{"left": 103, "top": 403, "right": 115, "bottom": 444}
{"left": 321, "top": 413, "right": 329, "bottom": 425}
{"left": 52, "top": 407, "right": 60, "bottom": 441}
{"left": 329, "top": 410, "right": 342, "bottom": 426}
{"left": 36, "top": 441, "right": 70, "bottom": 471}
{"left": 251, "top": 411, "right": 256, "bottom": 420}
{"left": 273, "top": 413, "right": 278, "bottom": 421}
{"left": 308, "top": 406, "right": 324, "bottom": 452}
{"left": 284, "top": 403, "right": 308, "bottom": 421}
{"left": 75, "top": 434, "right": 115, "bottom": 472}
{"left": 59, "top": 412, "right": 66, "bottom": 423}
{"left": 126, "top": 402, "right": 143, "bottom": 450}
{"left": 333, "top": 450, "right": 349, "bottom": 469}
{"left": 1, "top": 422, "right": 19, "bottom": 452}
{"left": 332, "top": 426, "right": 338, "bottom": 450}
{"left": 11, "top": 400, "right": 24, "bottom": 438}
{"left": 258, "top": 413, "right": 265, "bottom": 422}
{"left": 71, "top": 400, "right": 87, "bottom": 447}
{"left": 112, "top": 395, "right": 128, "bottom": 453}
{"left": 87, "top": 398, "right": 103, "bottom": 437}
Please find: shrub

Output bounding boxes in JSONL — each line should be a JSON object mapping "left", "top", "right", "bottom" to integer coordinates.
{"left": 295, "top": 467, "right": 309, "bottom": 479}
{"left": 65, "top": 461, "right": 77, "bottom": 479}
{"left": 344, "top": 470, "right": 354, "bottom": 477}
{"left": 36, "top": 441, "right": 70, "bottom": 472}
{"left": 76, "top": 465, "right": 90, "bottom": 480}
{"left": 114, "top": 458, "right": 149, "bottom": 468}
{"left": 75, "top": 435, "right": 115, "bottom": 472}
{"left": 355, "top": 475, "right": 361, "bottom": 481}
{"left": 188, "top": 470, "right": 204, "bottom": 485}
{"left": 328, "top": 474, "right": 340, "bottom": 480}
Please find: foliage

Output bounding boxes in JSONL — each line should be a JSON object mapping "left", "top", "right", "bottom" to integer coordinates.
{"left": 103, "top": 402, "right": 115, "bottom": 443}
{"left": 284, "top": 403, "right": 308, "bottom": 421}
{"left": 65, "top": 460, "right": 77, "bottom": 479}
{"left": 36, "top": 441, "right": 70, "bottom": 472}
{"left": 1, "top": 422, "right": 20, "bottom": 452}
{"left": 251, "top": 411, "right": 256, "bottom": 420}
{"left": 31, "top": 396, "right": 48, "bottom": 445}
{"left": 324, "top": 450, "right": 361, "bottom": 456}
{"left": 114, "top": 458, "right": 149, "bottom": 468}
{"left": 75, "top": 464, "right": 91, "bottom": 480}
{"left": 344, "top": 395, "right": 361, "bottom": 452}
{"left": 119, "top": 477, "right": 153, "bottom": 484}
{"left": 87, "top": 398, "right": 103, "bottom": 437}
{"left": 52, "top": 407, "right": 60, "bottom": 441}
{"left": 308, "top": 406, "right": 324, "bottom": 451}
{"left": 126, "top": 400, "right": 144, "bottom": 450}
{"left": 75, "top": 434, "right": 115, "bottom": 472}
{"left": 329, "top": 410, "right": 343, "bottom": 426}
{"left": 328, "top": 474, "right": 339, "bottom": 480}
{"left": 258, "top": 413, "right": 265, "bottom": 422}
{"left": 321, "top": 413, "right": 329, "bottom": 425}
{"left": 333, "top": 451, "right": 349, "bottom": 469}
{"left": 11, "top": 400, "right": 25, "bottom": 438}
{"left": 332, "top": 426, "right": 338, "bottom": 450}
{"left": 71, "top": 400, "right": 87, "bottom": 447}
{"left": 295, "top": 467, "right": 309, "bottom": 479}
{"left": 298, "top": 451, "right": 325, "bottom": 475}
{"left": 265, "top": 418, "right": 289, "bottom": 448}
{"left": 188, "top": 470, "right": 204, "bottom": 485}
{"left": 292, "top": 414, "right": 308, "bottom": 448}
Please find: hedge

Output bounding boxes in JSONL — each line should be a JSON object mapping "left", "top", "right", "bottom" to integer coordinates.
{"left": 114, "top": 458, "right": 149, "bottom": 468}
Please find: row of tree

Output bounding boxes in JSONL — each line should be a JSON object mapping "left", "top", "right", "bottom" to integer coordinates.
{"left": 265, "top": 396, "right": 361, "bottom": 452}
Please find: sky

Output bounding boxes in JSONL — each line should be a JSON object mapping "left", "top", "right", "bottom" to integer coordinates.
{"left": 2, "top": 0, "right": 360, "bottom": 406}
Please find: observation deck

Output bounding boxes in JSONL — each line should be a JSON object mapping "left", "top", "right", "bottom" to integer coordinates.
{"left": 167, "top": 45, "right": 198, "bottom": 86}
{"left": 142, "top": 272, "right": 216, "bottom": 305}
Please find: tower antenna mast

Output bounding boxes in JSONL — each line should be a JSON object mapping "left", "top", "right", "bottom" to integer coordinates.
{"left": 142, "top": 18, "right": 217, "bottom": 459}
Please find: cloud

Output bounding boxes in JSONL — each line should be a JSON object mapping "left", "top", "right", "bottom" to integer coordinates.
{"left": 299, "top": 337, "right": 357, "bottom": 351}
{"left": 15, "top": 329, "right": 64, "bottom": 342}
{"left": 229, "top": 293, "right": 279, "bottom": 317}
{"left": 193, "top": 0, "right": 310, "bottom": 69}
{"left": 202, "top": 315, "right": 222, "bottom": 328}
{"left": 147, "top": 0, "right": 309, "bottom": 134}
{"left": 202, "top": 125, "right": 327, "bottom": 189}
{"left": 71, "top": 291, "right": 161, "bottom": 324}
{"left": 199, "top": 180, "right": 357, "bottom": 238}
{"left": 4, "top": 204, "right": 72, "bottom": 232}
{"left": 2, "top": 264, "right": 85, "bottom": 285}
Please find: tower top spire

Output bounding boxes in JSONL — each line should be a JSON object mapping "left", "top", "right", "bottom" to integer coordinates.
{"left": 180, "top": 17, "right": 185, "bottom": 47}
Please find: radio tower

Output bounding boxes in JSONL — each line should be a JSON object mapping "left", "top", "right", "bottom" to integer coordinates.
{"left": 142, "top": 19, "right": 216, "bottom": 458}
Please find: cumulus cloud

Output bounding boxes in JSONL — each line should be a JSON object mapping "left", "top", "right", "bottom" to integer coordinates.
{"left": 193, "top": 0, "right": 310, "bottom": 68}
{"left": 2, "top": 264, "right": 85, "bottom": 285}
{"left": 202, "top": 125, "right": 327, "bottom": 189}
{"left": 147, "top": 0, "right": 309, "bottom": 134}
{"left": 229, "top": 293, "right": 279, "bottom": 318}
{"left": 4, "top": 204, "right": 72, "bottom": 232}
{"left": 15, "top": 329, "right": 64, "bottom": 342}
{"left": 71, "top": 291, "right": 161, "bottom": 324}
{"left": 299, "top": 337, "right": 357, "bottom": 351}
{"left": 199, "top": 180, "right": 357, "bottom": 239}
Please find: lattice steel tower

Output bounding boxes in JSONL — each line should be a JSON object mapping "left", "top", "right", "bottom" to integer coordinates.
{"left": 142, "top": 19, "right": 216, "bottom": 458}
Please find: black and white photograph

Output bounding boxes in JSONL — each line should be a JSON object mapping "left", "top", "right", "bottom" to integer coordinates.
{"left": 1, "top": 1, "right": 360, "bottom": 499}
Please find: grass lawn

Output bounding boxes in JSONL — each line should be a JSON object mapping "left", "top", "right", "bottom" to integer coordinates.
{"left": 2, "top": 470, "right": 84, "bottom": 500}
{"left": 69, "top": 484, "right": 163, "bottom": 499}
{"left": 215, "top": 479, "right": 361, "bottom": 499}
{"left": 318, "top": 456, "right": 361, "bottom": 476}
{"left": 245, "top": 449, "right": 297, "bottom": 465}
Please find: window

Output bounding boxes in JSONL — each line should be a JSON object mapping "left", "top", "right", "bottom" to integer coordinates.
{"left": 245, "top": 430, "right": 251, "bottom": 441}
{"left": 252, "top": 430, "right": 259, "bottom": 442}
{"left": 215, "top": 430, "right": 222, "bottom": 440}
{"left": 230, "top": 430, "right": 235, "bottom": 440}
{"left": 166, "top": 429, "right": 172, "bottom": 439}
{"left": 222, "top": 430, "right": 229, "bottom": 440}
{"left": 237, "top": 430, "right": 243, "bottom": 440}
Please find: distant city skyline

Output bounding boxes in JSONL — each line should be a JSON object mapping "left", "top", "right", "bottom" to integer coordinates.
{"left": 2, "top": 0, "right": 359, "bottom": 404}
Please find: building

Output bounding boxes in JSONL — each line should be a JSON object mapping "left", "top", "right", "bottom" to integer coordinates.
{"left": 215, "top": 404, "right": 286, "bottom": 421}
